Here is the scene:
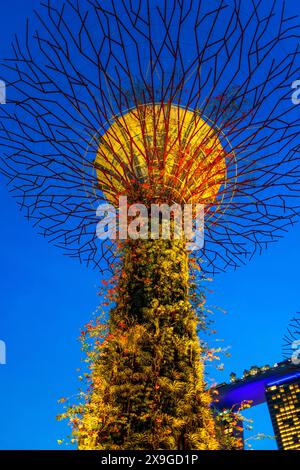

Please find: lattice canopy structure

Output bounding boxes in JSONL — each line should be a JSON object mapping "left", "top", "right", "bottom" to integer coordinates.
{"left": 282, "top": 315, "right": 300, "bottom": 362}
{"left": 1, "top": 0, "right": 300, "bottom": 273}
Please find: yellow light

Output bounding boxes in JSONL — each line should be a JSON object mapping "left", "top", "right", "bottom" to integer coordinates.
{"left": 96, "top": 104, "right": 226, "bottom": 206}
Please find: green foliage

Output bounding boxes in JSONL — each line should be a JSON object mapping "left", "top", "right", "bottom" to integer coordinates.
{"left": 62, "top": 238, "right": 220, "bottom": 450}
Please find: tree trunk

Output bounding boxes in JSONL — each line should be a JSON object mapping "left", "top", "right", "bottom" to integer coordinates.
{"left": 77, "top": 237, "right": 219, "bottom": 450}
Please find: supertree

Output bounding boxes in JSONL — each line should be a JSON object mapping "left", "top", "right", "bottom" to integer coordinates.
{"left": 1, "top": 0, "right": 300, "bottom": 450}
{"left": 282, "top": 315, "right": 300, "bottom": 363}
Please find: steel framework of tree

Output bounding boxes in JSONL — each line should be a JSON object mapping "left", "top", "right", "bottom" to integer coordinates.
{"left": 282, "top": 315, "right": 300, "bottom": 361}
{"left": 0, "top": 0, "right": 300, "bottom": 274}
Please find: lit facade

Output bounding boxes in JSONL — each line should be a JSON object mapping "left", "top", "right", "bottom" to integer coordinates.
{"left": 265, "top": 377, "right": 300, "bottom": 450}
{"left": 213, "top": 360, "right": 300, "bottom": 450}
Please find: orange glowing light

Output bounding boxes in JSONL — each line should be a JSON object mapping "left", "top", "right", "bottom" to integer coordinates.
{"left": 96, "top": 104, "right": 226, "bottom": 205}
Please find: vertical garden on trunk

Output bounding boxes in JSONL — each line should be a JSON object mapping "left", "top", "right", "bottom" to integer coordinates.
{"left": 74, "top": 238, "right": 219, "bottom": 450}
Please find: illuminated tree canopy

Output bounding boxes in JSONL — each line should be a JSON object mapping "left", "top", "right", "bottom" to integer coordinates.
{"left": 0, "top": 0, "right": 300, "bottom": 273}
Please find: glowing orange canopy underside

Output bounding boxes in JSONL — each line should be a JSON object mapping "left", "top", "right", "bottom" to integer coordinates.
{"left": 96, "top": 104, "right": 226, "bottom": 205}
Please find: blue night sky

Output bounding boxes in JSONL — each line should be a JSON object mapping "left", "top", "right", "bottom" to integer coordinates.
{"left": 0, "top": 0, "right": 300, "bottom": 450}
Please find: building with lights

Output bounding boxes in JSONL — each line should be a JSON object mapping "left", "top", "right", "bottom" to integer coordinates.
{"left": 265, "top": 377, "right": 300, "bottom": 450}
{"left": 213, "top": 359, "right": 300, "bottom": 450}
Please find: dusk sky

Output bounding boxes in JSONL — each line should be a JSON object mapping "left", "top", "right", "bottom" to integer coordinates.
{"left": 0, "top": 0, "right": 300, "bottom": 450}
